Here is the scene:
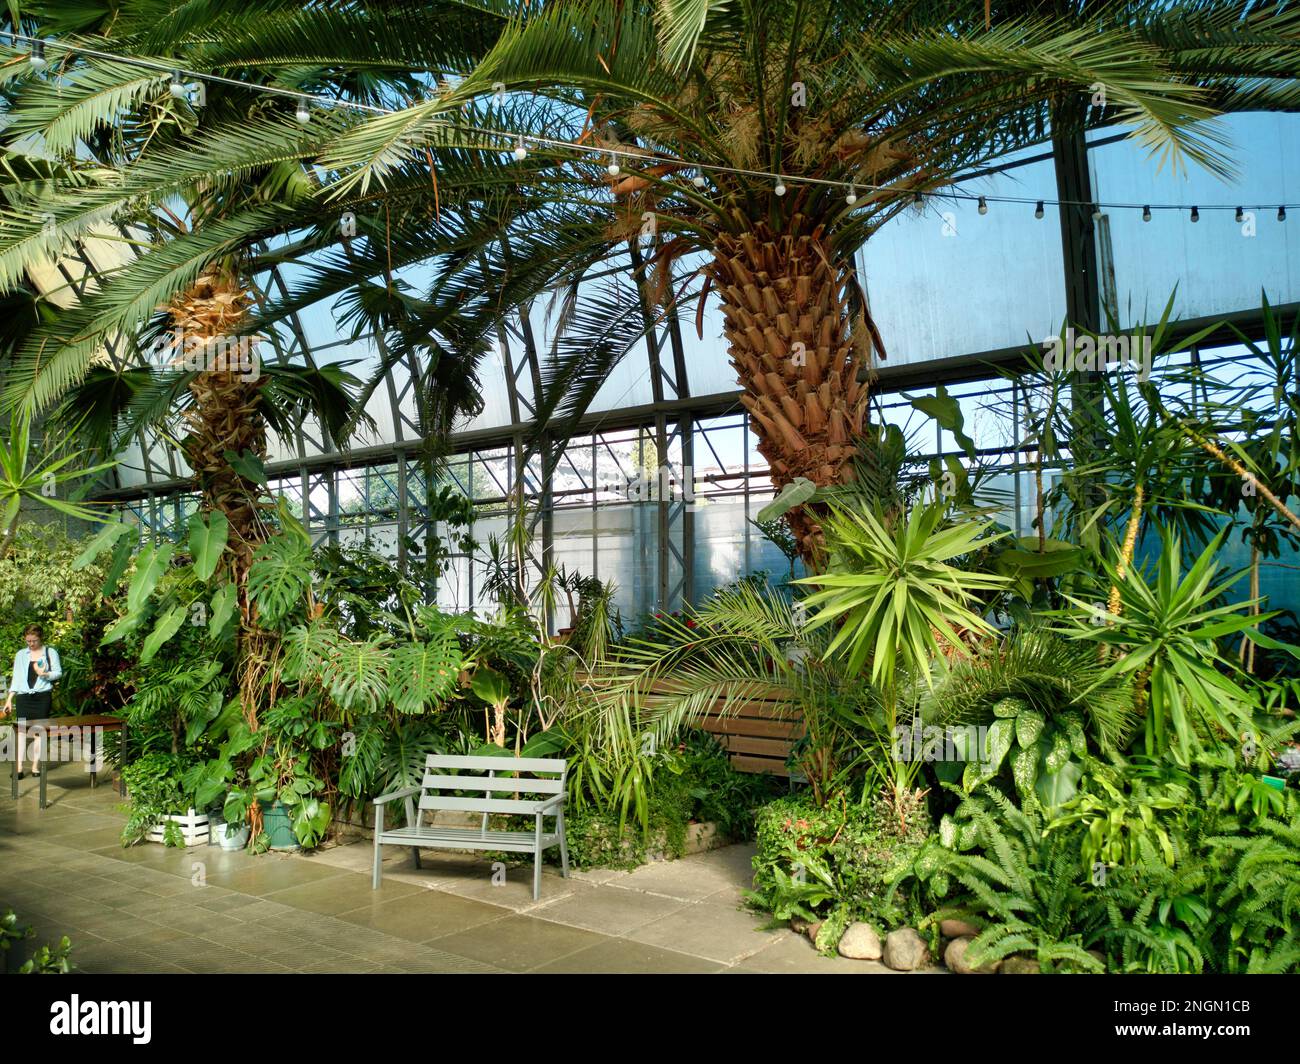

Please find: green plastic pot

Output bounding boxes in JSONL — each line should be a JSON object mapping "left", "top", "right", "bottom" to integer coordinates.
{"left": 262, "top": 800, "right": 300, "bottom": 851}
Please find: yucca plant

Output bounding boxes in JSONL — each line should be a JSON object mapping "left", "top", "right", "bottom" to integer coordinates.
{"left": 1058, "top": 527, "right": 1289, "bottom": 765}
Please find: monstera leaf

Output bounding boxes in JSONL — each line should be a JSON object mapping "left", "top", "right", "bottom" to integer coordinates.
{"left": 248, "top": 536, "right": 311, "bottom": 624}
{"left": 389, "top": 638, "right": 463, "bottom": 714}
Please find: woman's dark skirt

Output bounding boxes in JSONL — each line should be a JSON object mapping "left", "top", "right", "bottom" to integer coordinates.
{"left": 13, "top": 691, "right": 52, "bottom": 718}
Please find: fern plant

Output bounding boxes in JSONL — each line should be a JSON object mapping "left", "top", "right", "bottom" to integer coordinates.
{"left": 1205, "top": 816, "right": 1300, "bottom": 973}
{"left": 888, "top": 787, "right": 1107, "bottom": 972}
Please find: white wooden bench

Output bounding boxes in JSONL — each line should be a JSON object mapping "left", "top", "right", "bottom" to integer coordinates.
{"left": 371, "top": 754, "right": 569, "bottom": 900}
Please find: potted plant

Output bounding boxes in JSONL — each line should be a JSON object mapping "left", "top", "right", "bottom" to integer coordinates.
{"left": 119, "top": 753, "right": 208, "bottom": 847}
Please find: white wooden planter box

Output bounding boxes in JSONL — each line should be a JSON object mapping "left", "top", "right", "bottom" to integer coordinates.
{"left": 147, "top": 809, "right": 210, "bottom": 847}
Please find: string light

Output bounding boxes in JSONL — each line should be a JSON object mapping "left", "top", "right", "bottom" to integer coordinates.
{"left": 606, "top": 154, "right": 620, "bottom": 176}
{"left": 3, "top": 31, "right": 1296, "bottom": 224}
{"left": 1034, "top": 200, "right": 1044, "bottom": 219}
{"left": 846, "top": 185, "right": 858, "bottom": 206}
{"left": 1235, "top": 206, "right": 1245, "bottom": 224}
{"left": 692, "top": 174, "right": 706, "bottom": 188}
{"left": 1190, "top": 206, "right": 1200, "bottom": 223}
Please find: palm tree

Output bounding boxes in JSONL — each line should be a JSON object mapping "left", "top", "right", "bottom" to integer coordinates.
{"left": 0, "top": 2, "right": 502, "bottom": 720}
{"left": 5, "top": 0, "right": 1298, "bottom": 578}
{"left": 313, "top": 0, "right": 1300, "bottom": 564}
{"left": 0, "top": 4, "right": 516, "bottom": 570}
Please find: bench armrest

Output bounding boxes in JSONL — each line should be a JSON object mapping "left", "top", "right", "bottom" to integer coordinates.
{"left": 538, "top": 793, "right": 566, "bottom": 813}
{"left": 373, "top": 785, "right": 421, "bottom": 806}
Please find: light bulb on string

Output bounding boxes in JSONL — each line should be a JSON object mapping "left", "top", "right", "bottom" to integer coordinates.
{"left": 513, "top": 137, "right": 528, "bottom": 161}
{"left": 606, "top": 154, "right": 620, "bottom": 176}
{"left": 1279, "top": 206, "right": 1287, "bottom": 222}
{"left": 1235, "top": 207, "right": 1245, "bottom": 224}
{"left": 692, "top": 173, "right": 707, "bottom": 188}
{"left": 169, "top": 70, "right": 187, "bottom": 99}
{"left": 295, "top": 99, "right": 311, "bottom": 124}
{"left": 28, "top": 40, "right": 47, "bottom": 69}
{"left": 846, "top": 185, "right": 857, "bottom": 206}
{"left": 1190, "top": 206, "right": 1200, "bottom": 223}
{"left": 1142, "top": 205, "right": 1152, "bottom": 222}
{"left": 977, "top": 196, "right": 988, "bottom": 215}
{"left": 1034, "top": 201, "right": 1044, "bottom": 220}
{"left": 774, "top": 179, "right": 787, "bottom": 197}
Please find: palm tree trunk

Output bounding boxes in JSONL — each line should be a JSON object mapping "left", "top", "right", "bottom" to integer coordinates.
{"left": 1108, "top": 483, "right": 1144, "bottom": 619}
{"left": 171, "top": 271, "right": 271, "bottom": 726}
{"left": 710, "top": 217, "right": 873, "bottom": 567}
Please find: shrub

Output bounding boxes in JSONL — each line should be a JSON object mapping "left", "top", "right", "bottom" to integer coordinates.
{"left": 748, "top": 791, "right": 929, "bottom": 951}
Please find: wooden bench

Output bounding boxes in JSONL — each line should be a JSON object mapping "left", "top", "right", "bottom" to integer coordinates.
{"left": 4, "top": 714, "right": 127, "bottom": 809}
{"left": 371, "top": 754, "right": 569, "bottom": 900}
{"left": 696, "top": 688, "right": 804, "bottom": 777}
{"left": 634, "top": 679, "right": 805, "bottom": 777}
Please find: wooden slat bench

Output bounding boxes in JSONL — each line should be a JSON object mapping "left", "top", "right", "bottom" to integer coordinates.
{"left": 371, "top": 754, "right": 569, "bottom": 900}
{"left": 696, "top": 689, "right": 805, "bottom": 776}
{"left": 632, "top": 679, "right": 805, "bottom": 777}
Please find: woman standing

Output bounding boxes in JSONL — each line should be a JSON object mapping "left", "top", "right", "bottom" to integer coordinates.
{"left": 3, "top": 624, "right": 62, "bottom": 779}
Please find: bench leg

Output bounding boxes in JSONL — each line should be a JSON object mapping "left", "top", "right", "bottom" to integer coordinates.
{"left": 533, "top": 812, "right": 543, "bottom": 901}
{"left": 405, "top": 797, "right": 421, "bottom": 869}
{"left": 558, "top": 809, "right": 569, "bottom": 878}
{"left": 372, "top": 804, "right": 384, "bottom": 890}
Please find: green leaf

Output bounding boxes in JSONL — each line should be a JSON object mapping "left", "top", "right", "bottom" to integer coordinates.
{"left": 471, "top": 666, "right": 511, "bottom": 706}
{"left": 248, "top": 536, "right": 311, "bottom": 624}
{"left": 101, "top": 533, "right": 136, "bottom": 598}
{"left": 208, "top": 583, "right": 237, "bottom": 640}
{"left": 139, "top": 604, "right": 187, "bottom": 665}
{"left": 755, "top": 477, "right": 817, "bottom": 523}
{"left": 1036, "top": 759, "right": 1082, "bottom": 810}
{"left": 223, "top": 449, "right": 268, "bottom": 486}
{"left": 389, "top": 638, "right": 463, "bottom": 714}
{"left": 1015, "top": 708, "right": 1046, "bottom": 749}
{"left": 127, "top": 543, "right": 174, "bottom": 614}
{"left": 909, "top": 385, "right": 976, "bottom": 459}
{"left": 188, "top": 511, "right": 230, "bottom": 582}
{"left": 73, "top": 520, "right": 134, "bottom": 569}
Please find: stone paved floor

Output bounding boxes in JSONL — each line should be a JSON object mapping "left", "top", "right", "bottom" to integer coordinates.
{"left": 0, "top": 766, "right": 900, "bottom": 974}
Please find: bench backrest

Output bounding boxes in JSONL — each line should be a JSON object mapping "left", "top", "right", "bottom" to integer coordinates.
{"left": 418, "top": 754, "right": 568, "bottom": 816}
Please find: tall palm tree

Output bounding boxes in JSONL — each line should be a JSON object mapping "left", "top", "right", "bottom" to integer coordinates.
{"left": 315, "top": 0, "right": 1300, "bottom": 563}
{"left": 0, "top": 1, "right": 510, "bottom": 719}
{"left": 4, "top": 0, "right": 1298, "bottom": 577}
